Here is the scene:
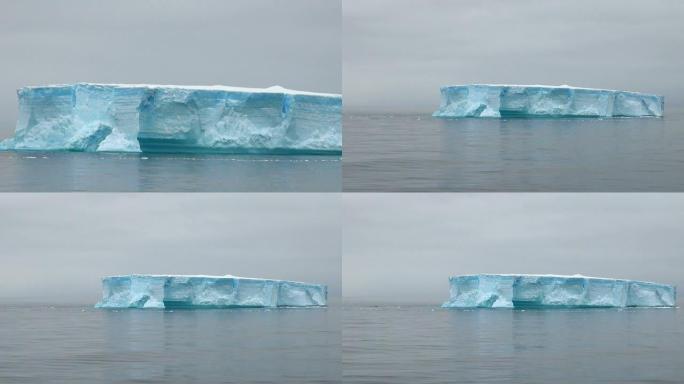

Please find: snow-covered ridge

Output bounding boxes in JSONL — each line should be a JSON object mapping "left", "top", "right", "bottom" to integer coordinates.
{"left": 96, "top": 274, "right": 327, "bottom": 309}
{"left": 433, "top": 84, "right": 664, "bottom": 118}
{"left": 442, "top": 274, "right": 676, "bottom": 309}
{"left": 444, "top": 84, "right": 639, "bottom": 93}
{"left": 105, "top": 273, "right": 317, "bottom": 285}
{"left": 23, "top": 83, "right": 341, "bottom": 98}
{"left": 453, "top": 273, "right": 666, "bottom": 286}
{"left": 1, "top": 83, "right": 342, "bottom": 154}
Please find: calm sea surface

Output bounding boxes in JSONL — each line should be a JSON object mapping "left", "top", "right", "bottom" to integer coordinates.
{"left": 343, "top": 109, "right": 684, "bottom": 191}
{"left": 0, "top": 152, "right": 340, "bottom": 192}
{"left": 344, "top": 305, "right": 684, "bottom": 384}
{"left": 0, "top": 304, "right": 340, "bottom": 384}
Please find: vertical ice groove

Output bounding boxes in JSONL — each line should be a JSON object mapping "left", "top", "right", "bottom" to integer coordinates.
{"left": 433, "top": 85, "right": 663, "bottom": 118}
{"left": 442, "top": 274, "right": 676, "bottom": 308}
{"left": 0, "top": 83, "right": 341, "bottom": 154}
{"left": 95, "top": 275, "right": 327, "bottom": 309}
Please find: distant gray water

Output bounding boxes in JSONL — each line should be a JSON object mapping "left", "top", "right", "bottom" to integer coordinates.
{"left": 0, "top": 152, "right": 340, "bottom": 192}
{"left": 344, "top": 305, "right": 684, "bottom": 384}
{"left": 0, "top": 304, "right": 340, "bottom": 384}
{"left": 343, "top": 109, "right": 684, "bottom": 191}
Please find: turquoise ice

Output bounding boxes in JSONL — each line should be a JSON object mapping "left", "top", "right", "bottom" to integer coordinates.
{"left": 1, "top": 83, "right": 341, "bottom": 154}
{"left": 433, "top": 85, "right": 663, "bottom": 118}
{"left": 442, "top": 274, "right": 676, "bottom": 308}
{"left": 95, "top": 274, "right": 327, "bottom": 309}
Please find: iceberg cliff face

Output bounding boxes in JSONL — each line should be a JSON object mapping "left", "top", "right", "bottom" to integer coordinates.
{"left": 1, "top": 83, "right": 341, "bottom": 154}
{"left": 95, "top": 274, "right": 327, "bottom": 309}
{"left": 433, "top": 85, "right": 664, "bottom": 118}
{"left": 442, "top": 274, "right": 676, "bottom": 308}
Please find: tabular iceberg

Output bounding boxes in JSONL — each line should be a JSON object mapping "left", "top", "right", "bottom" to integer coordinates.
{"left": 0, "top": 83, "right": 341, "bottom": 154}
{"left": 95, "top": 274, "right": 327, "bottom": 309}
{"left": 442, "top": 274, "right": 676, "bottom": 309}
{"left": 433, "top": 85, "right": 664, "bottom": 118}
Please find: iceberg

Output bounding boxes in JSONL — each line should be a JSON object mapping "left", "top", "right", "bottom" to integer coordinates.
{"left": 0, "top": 83, "right": 341, "bottom": 154}
{"left": 442, "top": 274, "right": 676, "bottom": 308}
{"left": 95, "top": 274, "right": 327, "bottom": 309}
{"left": 433, "top": 84, "right": 664, "bottom": 118}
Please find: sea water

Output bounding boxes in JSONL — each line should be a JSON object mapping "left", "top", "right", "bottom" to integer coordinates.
{"left": 0, "top": 303, "right": 340, "bottom": 384}
{"left": 343, "top": 106, "right": 684, "bottom": 192}
{"left": 343, "top": 304, "right": 683, "bottom": 384}
{"left": 0, "top": 152, "right": 340, "bottom": 192}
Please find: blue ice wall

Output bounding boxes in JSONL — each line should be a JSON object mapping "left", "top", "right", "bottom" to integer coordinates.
{"left": 442, "top": 274, "right": 676, "bottom": 308}
{"left": 1, "top": 83, "right": 341, "bottom": 154}
{"left": 95, "top": 275, "right": 327, "bottom": 309}
{"left": 433, "top": 85, "right": 664, "bottom": 118}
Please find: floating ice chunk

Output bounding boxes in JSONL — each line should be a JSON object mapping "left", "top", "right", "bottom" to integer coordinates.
{"left": 442, "top": 274, "right": 676, "bottom": 308}
{"left": 433, "top": 85, "right": 664, "bottom": 118}
{"left": 95, "top": 274, "right": 327, "bottom": 309}
{"left": 0, "top": 83, "right": 341, "bottom": 154}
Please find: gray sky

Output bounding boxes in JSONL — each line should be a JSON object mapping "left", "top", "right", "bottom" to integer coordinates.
{"left": 0, "top": 194, "right": 341, "bottom": 304}
{"left": 344, "top": 194, "right": 684, "bottom": 304}
{"left": 0, "top": 0, "right": 341, "bottom": 138}
{"left": 344, "top": 0, "right": 684, "bottom": 113}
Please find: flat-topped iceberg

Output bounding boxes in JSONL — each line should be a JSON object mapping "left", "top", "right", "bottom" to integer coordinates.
{"left": 0, "top": 83, "right": 341, "bottom": 154}
{"left": 442, "top": 274, "right": 676, "bottom": 308}
{"left": 433, "top": 84, "right": 664, "bottom": 118}
{"left": 95, "top": 274, "right": 327, "bottom": 309}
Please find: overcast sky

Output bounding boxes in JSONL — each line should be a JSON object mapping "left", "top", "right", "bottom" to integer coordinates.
{"left": 344, "top": 0, "right": 684, "bottom": 113}
{"left": 0, "top": 194, "right": 341, "bottom": 304}
{"left": 344, "top": 194, "right": 684, "bottom": 304}
{"left": 0, "top": 0, "right": 341, "bottom": 138}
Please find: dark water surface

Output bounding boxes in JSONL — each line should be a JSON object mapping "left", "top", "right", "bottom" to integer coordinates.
{"left": 344, "top": 305, "right": 683, "bottom": 384}
{"left": 343, "top": 109, "right": 684, "bottom": 191}
{"left": 0, "top": 304, "right": 340, "bottom": 384}
{"left": 0, "top": 152, "right": 340, "bottom": 192}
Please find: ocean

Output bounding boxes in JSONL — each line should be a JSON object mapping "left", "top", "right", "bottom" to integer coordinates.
{"left": 343, "top": 304, "right": 684, "bottom": 384}
{"left": 343, "top": 108, "right": 684, "bottom": 192}
{"left": 0, "top": 152, "right": 340, "bottom": 192}
{"left": 0, "top": 304, "right": 341, "bottom": 384}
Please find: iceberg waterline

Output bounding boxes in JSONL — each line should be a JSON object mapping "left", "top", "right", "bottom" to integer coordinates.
{"left": 442, "top": 274, "right": 676, "bottom": 308}
{"left": 433, "top": 84, "right": 664, "bottom": 118}
{"left": 95, "top": 274, "right": 327, "bottom": 309}
{"left": 0, "top": 83, "right": 341, "bottom": 154}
